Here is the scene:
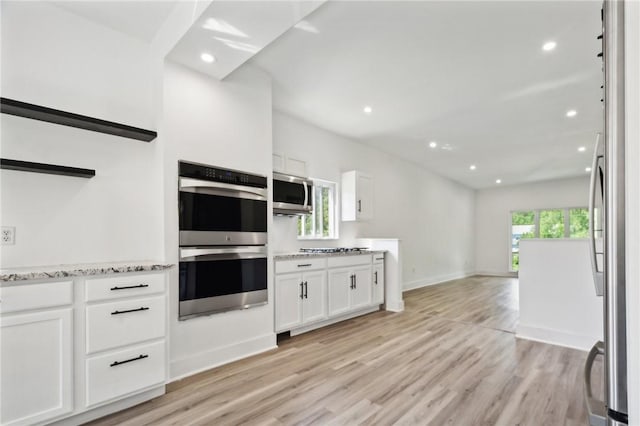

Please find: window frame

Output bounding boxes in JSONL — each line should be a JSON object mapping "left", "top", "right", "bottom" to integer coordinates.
{"left": 297, "top": 178, "right": 339, "bottom": 240}
{"left": 509, "top": 206, "right": 589, "bottom": 272}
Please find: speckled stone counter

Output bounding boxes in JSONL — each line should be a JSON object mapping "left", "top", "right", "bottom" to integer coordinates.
{"left": 0, "top": 261, "right": 174, "bottom": 282}
{"left": 274, "top": 250, "right": 385, "bottom": 260}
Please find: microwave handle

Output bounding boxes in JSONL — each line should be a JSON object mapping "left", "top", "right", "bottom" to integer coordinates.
{"left": 303, "top": 181, "right": 309, "bottom": 208}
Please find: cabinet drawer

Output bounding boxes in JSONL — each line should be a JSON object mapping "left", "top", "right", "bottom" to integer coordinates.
{"left": 327, "top": 254, "right": 372, "bottom": 269}
{"left": 85, "top": 273, "right": 165, "bottom": 302}
{"left": 276, "top": 257, "right": 326, "bottom": 274}
{"left": 86, "top": 295, "right": 165, "bottom": 354}
{"left": 85, "top": 340, "right": 165, "bottom": 407}
{"left": 0, "top": 281, "right": 72, "bottom": 314}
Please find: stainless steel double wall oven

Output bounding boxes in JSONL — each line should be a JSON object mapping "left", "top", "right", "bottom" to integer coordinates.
{"left": 178, "top": 161, "right": 268, "bottom": 319}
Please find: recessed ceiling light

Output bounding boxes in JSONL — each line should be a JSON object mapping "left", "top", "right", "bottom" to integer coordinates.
{"left": 496, "top": 179, "right": 502, "bottom": 184}
{"left": 566, "top": 109, "right": 577, "bottom": 117}
{"left": 200, "top": 53, "right": 216, "bottom": 63}
{"left": 363, "top": 106, "right": 373, "bottom": 114}
{"left": 469, "top": 165, "right": 476, "bottom": 171}
{"left": 429, "top": 141, "right": 437, "bottom": 148}
{"left": 542, "top": 41, "right": 557, "bottom": 51}
{"left": 578, "top": 146, "right": 586, "bottom": 152}
{"left": 586, "top": 167, "right": 592, "bottom": 172}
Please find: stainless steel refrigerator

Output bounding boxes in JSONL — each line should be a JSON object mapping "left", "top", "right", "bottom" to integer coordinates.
{"left": 584, "top": 1, "right": 628, "bottom": 425}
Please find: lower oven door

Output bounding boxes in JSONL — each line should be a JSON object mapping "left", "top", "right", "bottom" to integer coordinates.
{"left": 179, "top": 246, "right": 268, "bottom": 320}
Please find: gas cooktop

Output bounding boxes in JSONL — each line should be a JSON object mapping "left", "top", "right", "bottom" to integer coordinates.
{"left": 299, "top": 247, "right": 369, "bottom": 254}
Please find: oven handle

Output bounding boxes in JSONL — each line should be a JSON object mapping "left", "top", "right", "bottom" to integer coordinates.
{"left": 180, "top": 246, "right": 267, "bottom": 261}
{"left": 179, "top": 177, "right": 267, "bottom": 200}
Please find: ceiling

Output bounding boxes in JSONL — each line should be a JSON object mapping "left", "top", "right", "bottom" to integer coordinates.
{"left": 51, "top": 1, "right": 178, "bottom": 42}
{"left": 249, "top": 1, "right": 603, "bottom": 189}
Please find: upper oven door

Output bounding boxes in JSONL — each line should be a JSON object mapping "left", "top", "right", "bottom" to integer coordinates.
{"left": 179, "top": 177, "right": 268, "bottom": 246}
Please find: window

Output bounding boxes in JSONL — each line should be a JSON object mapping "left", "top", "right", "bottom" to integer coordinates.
{"left": 510, "top": 207, "right": 588, "bottom": 271}
{"left": 511, "top": 211, "right": 535, "bottom": 271}
{"left": 298, "top": 179, "right": 337, "bottom": 239}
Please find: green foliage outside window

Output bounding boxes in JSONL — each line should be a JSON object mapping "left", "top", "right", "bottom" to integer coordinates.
{"left": 539, "top": 209, "right": 564, "bottom": 238}
{"left": 569, "top": 208, "right": 589, "bottom": 238}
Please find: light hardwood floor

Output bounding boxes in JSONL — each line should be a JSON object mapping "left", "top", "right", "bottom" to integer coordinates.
{"left": 88, "top": 275, "right": 599, "bottom": 426}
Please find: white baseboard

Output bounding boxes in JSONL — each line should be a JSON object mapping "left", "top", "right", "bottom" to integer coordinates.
{"left": 169, "top": 333, "right": 277, "bottom": 382}
{"left": 475, "top": 270, "right": 518, "bottom": 278}
{"left": 516, "top": 324, "right": 600, "bottom": 351}
{"left": 403, "top": 271, "right": 476, "bottom": 292}
{"left": 385, "top": 300, "right": 404, "bottom": 312}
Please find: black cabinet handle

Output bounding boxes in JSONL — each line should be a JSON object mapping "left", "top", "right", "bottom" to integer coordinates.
{"left": 304, "top": 281, "right": 308, "bottom": 299}
{"left": 597, "top": 52, "right": 603, "bottom": 58}
{"left": 110, "top": 354, "right": 148, "bottom": 367}
{"left": 110, "top": 284, "right": 149, "bottom": 291}
{"left": 358, "top": 200, "right": 362, "bottom": 213}
{"left": 300, "top": 282, "right": 304, "bottom": 299}
{"left": 375, "top": 271, "right": 378, "bottom": 285}
{"left": 297, "top": 263, "right": 312, "bottom": 268}
{"left": 350, "top": 275, "right": 355, "bottom": 289}
{"left": 354, "top": 275, "right": 357, "bottom": 289}
{"left": 597, "top": 34, "right": 603, "bottom": 40}
{"left": 111, "top": 306, "right": 149, "bottom": 315}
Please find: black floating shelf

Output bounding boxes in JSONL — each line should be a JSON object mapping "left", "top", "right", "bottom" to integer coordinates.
{"left": 0, "top": 97, "right": 157, "bottom": 142}
{"left": 0, "top": 158, "right": 96, "bottom": 178}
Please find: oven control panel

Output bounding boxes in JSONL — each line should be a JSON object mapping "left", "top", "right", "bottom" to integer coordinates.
{"left": 179, "top": 161, "right": 267, "bottom": 188}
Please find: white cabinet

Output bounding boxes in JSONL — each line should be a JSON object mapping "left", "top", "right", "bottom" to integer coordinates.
{"left": 0, "top": 270, "right": 168, "bottom": 425}
{"left": 327, "top": 265, "right": 371, "bottom": 315}
{"left": 1, "top": 283, "right": 73, "bottom": 426}
{"left": 373, "top": 255, "right": 385, "bottom": 305}
{"left": 275, "top": 254, "right": 383, "bottom": 335}
{"left": 273, "top": 152, "right": 307, "bottom": 176}
{"left": 341, "top": 170, "right": 373, "bottom": 221}
{"left": 327, "top": 268, "right": 352, "bottom": 317}
{"left": 83, "top": 273, "right": 166, "bottom": 409}
{"left": 275, "top": 269, "right": 327, "bottom": 332}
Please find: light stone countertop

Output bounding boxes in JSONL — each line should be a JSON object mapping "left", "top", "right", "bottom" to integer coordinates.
{"left": 0, "top": 261, "right": 174, "bottom": 282}
{"left": 274, "top": 250, "right": 386, "bottom": 260}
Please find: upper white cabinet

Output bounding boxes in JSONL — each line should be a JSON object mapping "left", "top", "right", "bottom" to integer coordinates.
{"left": 273, "top": 152, "right": 307, "bottom": 177}
{"left": 1, "top": 282, "right": 73, "bottom": 426}
{"left": 341, "top": 171, "right": 373, "bottom": 221}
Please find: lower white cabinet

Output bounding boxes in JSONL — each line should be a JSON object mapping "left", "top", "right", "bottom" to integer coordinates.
{"left": 275, "top": 270, "right": 326, "bottom": 332}
{"left": 276, "top": 253, "right": 384, "bottom": 334}
{"left": 328, "top": 265, "right": 372, "bottom": 315}
{"left": 0, "top": 307, "right": 73, "bottom": 426}
{"left": 0, "top": 270, "right": 168, "bottom": 425}
{"left": 85, "top": 340, "right": 166, "bottom": 407}
{"left": 373, "top": 255, "right": 385, "bottom": 305}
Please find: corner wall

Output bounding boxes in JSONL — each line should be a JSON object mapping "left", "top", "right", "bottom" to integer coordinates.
{"left": 272, "top": 111, "right": 476, "bottom": 290}
{"left": 474, "top": 176, "right": 589, "bottom": 276}
{"left": 162, "top": 62, "right": 276, "bottom": 380}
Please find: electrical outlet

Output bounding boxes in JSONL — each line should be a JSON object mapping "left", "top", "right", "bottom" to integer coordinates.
{"left": 1, "top": 227, "right": 15, "bottom": 245}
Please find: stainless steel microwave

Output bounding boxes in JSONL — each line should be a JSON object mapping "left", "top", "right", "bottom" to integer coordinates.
{"left": 272, "top": 172, "right": 313, "bottom": 215}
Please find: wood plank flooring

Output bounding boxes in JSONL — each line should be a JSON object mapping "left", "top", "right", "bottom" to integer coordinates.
{"left": 88, "top": 275, "right": 600, "bottom": 426}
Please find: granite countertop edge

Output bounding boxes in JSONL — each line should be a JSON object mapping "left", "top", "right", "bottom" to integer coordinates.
{"left": 274, "top": 250, "right": 386, "bottom": 260}
{"left": 0, "top": 262, "right": 175, "bottom": 282}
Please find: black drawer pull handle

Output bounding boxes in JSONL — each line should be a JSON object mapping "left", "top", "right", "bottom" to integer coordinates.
{"left": 111, "top": 307, "right": 149, "bottom": 315}
{"left": 297, "top": 263, "right": 312, "bottom": 267}
{"left": 110, "top": 284, "right": 149, "bottom": 291}
{"left": 597, "top": 52, "right": 603, "bottom": 58}
{"left": 110, "top": 354, "right": 148, "bottom": 367}
{"left": 375, "top": 257, "right": 384, "bottom": 261}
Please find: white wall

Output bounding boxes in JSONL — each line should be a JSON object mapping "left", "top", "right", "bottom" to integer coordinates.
{"left": 0, "top": 1, "right": 163, "bottom": 268}
{"left": 162, "top": 62, "right": 276, "bottom": 380}
{"left": 517, "top": 239, "right": 603, "bottom": 350}
{"left": 475, "top": 177, "right": 589, "bottom": 276}
{"left": 272, "top": 111, "right": 476, "bottom": 289}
